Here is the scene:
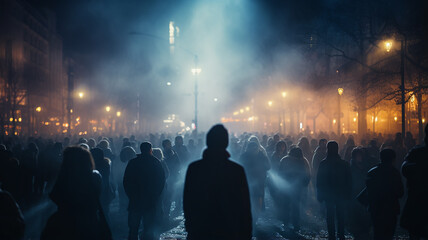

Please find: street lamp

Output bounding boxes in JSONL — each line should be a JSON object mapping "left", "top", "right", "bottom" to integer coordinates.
{"left": 192, "top": 64, "right": 201, "bottom": 132}
{"left": 384, "top": 41, "right": 393, "bottom": 53}
{"left": 337, "top": 88, "right": 344, "bottom": 135}
{"left": 105, "top": 106, "right": 111, "bottom": 112}
{"left": 268, "top": 101, "right": 273, "bottom": 107}
{"left": 78, "top": 92, "right": 84, "bottom": 99}
{"left": 36, "top": 106, "right": 42, "bottom": 112}
{"left": 116, "top": 111, "right": 121, "bottom": 117}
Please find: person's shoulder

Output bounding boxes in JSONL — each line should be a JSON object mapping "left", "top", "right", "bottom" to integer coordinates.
{"left": 92, "top": 170, "right": 102, "bottom": 185}
{"left": 367, "top": 165, "right": 379, "bottom": 176}
{"left": 406, "top": 145, "right": 426, "bottom": 158}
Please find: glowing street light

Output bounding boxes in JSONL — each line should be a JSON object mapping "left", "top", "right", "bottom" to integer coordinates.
{"left": 36, "top": 106, "right": 42, "bottom": 112}
{"left": 166, "top": 82, "right": 172, "bottom": 86}
{"left": 268, "top": 101, "right": 273, "bottom": 107}
{"left": 78, "top": 92, "right": 84, "bottom": 99}
{"left": 191, "top": 68, "right": 202, "bottom": 76}
{"left": 116, "top": 111, "right": 121, "bottom": 117}
{"left": 338, "top": 88, "right": 344, "bottom": 96}
{"left": 105, "top": 106, "right": 111, "bottom": 112}
{"left": 384, "top": 40, "right": 393, "bottom": 53}
{"left": 282, "top": 91, "right": 287, "bottom": 98}
{"left": 213, "top": 98, "right": 218, "bottom": 102}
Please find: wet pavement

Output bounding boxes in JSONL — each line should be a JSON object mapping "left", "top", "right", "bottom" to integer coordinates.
{"left": 23, "top": 192, "right": 410, "bottom": 240}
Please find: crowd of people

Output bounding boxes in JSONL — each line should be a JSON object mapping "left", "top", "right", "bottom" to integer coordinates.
{"left": 0, "top": 124, "right": 427, "bottom": 240}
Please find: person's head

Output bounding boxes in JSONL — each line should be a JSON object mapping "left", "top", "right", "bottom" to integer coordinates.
{"left": 273, "top": 134, "right": 280, "bottom": 142}
{"left": 152, "top": 148, "right": 164, "bottom": 160}
{"left": 319, "top": 138, "right": 327, "bottom": 148}
{"left": 140, "top": 142, "right": 152, "bottom": 155}
{"left": 162, "top": 139, "right": 172, "bottom": 150}
{"left": 0, "top": 144, "right": 6, "bottom": 151}
{"left": 87, "top": 138, "right": 96, "bottom": 149}
{"left": 246, "top": 141, "right": 259, "bottom": 154}
{"left": 327, "top": 141, "right": 339, "bottom": 156}
{"left": 351, "top": 147, "right": 364, "bottom": 165}
{"left": 380, "top": 148, "right": 396, "bottom": 164}
{"left": 188, "top": 139, "right": 195, "bottom": 147}
{"left": 79, "top": 143, "right": 90, "bottom": 150}
{"left": 90, "top": 148, "right": 104, "bottom": 163}
{"left": 120, "top": 146, "right": 136, "bottom": 163}
{"left": 175, "top": 136, "right": 183, "bottom": 146}
{"left": 206, "top": 124, "right": 229, "bottom": 150}
{"left": 98, "top": 140, "right": 110, "bottom": 149}
{"left": 275, "top": 140, "right": 287, "bottom": 154}
{"left": 78, "top": 138, "right": 87, "bottom": 144}
{"left": 60, "top": 146, "right": 94, "bottom": 181}
{"left": 289, "top": 147, "right": 303, "bottom": 159}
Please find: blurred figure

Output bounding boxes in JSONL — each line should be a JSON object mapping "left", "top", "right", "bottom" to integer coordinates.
{"left": 21, "top": 142, "right": 38, "bottom": 199}
{"left": 42, "top": 147, "right": 111, "bottom": 240}
{"left": 341, "top": 137, "right": 355, "bottom": 162}
{"left": 124, "top": 142, "right": 165, "bottom": 240}
{"left": 162, "top": 139, "right": 182, "bottom": 217}
{"left": 152, "top": 147, "right": 170, "bottom": 225}
{"left": 267, "top": 140, "right": 287, "bottom": 215}
{"left": 366, "top": 148, "right": 404, "bottom": 240}
{"left": 240, "top": 141, "right": 271, "bottom": 220}
{"left": 173, "top": 136, "right": 190, "bottom": 166}
{"left": 115, "top": 146, "right": 136, "bottom": 212}
{"left": 91, "top": 148, "right": 114, "bottom": 218}
{"left": 279, "top": 147, "right": 311, "bottom": 231}
{"left": 183, "top": 124, "right": 252, "bottom": 240}
{"left": 401, "top": 125, "right": 428, "bottom": 240}
{"left": 312, "top": 139, "right": 327, "bottom": 186}
{"left": 348, "top": 147, "right": 371, "bottom": 240}
{"left": 317, "top": 141, "right": 352, "bottom": 240}
{"left": 298, "top": 137, "right": 313, "bottom": 162}
{"left": 98, "top": 140, "right": 115, "bottom": 162}
{"left": 0, "top": 187, "right": 25, "bottom": 240}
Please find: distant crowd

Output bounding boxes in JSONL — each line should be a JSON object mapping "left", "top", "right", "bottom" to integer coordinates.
{"left": 0, "top": 126, "right": 427, "bottom": 240}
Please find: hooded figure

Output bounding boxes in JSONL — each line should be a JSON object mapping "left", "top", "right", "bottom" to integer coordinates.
{"left": 183, "top": 124, "right": 252, "bottom": 240}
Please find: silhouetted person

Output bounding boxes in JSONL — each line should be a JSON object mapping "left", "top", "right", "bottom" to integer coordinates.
{"left": 312, "top": 139, "right": 327, "bottom": 186}
{"left": 42, "top": 147, "right": 111, "bottom": 240}
{"left": 115, "top": 146, "right": 136, "bottom": 212}
{"left": 21, "top": 142, "right": 38, "bottom": 199}
{"left": 91, "top": 148, "right": 114, "bottom": 218}
{"left": 279, "top": 147, "right": 311, "bottom": 231}
{"left": 173, "top": 136, "right": 190, "bottom": 165}
{"left": 0, "top": 187, "right": 25, "bottom": 240}
{"left": 183, "top": 124, "right": 252, "bottom": 240}
{"left": 401, "top": 124, "right": 428, "bottom": 240}
{"left": 240, "top": 140, "right": 271, "bottom": 220}
{"left": 123, "top": 142, "right": 165, "bottom": 240}
{"left": 316, "top": 141, "right": 352, "bottom": 240}
{"left": 162, "top": 139, "right": 181, "bottom": 216}
{"left": 348, "top": 147, "right": 371, "bottom": 240}
{"left": 366, "top": 148, "right": 404, "bottom": 240}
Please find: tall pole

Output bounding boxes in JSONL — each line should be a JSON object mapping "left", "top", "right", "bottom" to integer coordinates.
{"left": 192, "top": 55, "right": 200, "bottom": 133}
{"left": 400, "top": 40, "right": 405, "bottom": 137}
{"left": 338, "top": 94, "right": 341, "bottom": 135}
{"left": 67, "top": 60, "right": 74, "bottom": 135}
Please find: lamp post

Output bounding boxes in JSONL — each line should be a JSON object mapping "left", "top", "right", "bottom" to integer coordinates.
{"left": 338, "top": 88, "right": 344, "bottom": 135}
{"left": 191, "top": 57, "right": 201, "bottom": 132}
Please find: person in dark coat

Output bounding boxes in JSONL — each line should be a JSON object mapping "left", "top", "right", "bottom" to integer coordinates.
{"left": 162, "top": 139, "right": 182, "bottom": 216}
{"left": 239, "top": 140, "right": 271, "bottom": 220}
{"left": 42, "top": 147, "right": 111, "bottom": 240}
{"left": 348, "top": 147, "right": 371, "bottom": 240}
{"left": 400, "top": 124, "right": 428, "bottom": 240}
{"left": 91, "top": 148, "right": 114, "bottom": 218}
{"left": 316, "top": 141, "right": 352, "bottom": 240}
{"left": 279, "top": 147, "right": 311, "bottom": 231}
{"left": 123, "top": 142, "right": 165, "bottom": 240}
{"left": 183, "top": 124, "right": 252, "bottom": 240}
{"left": 0, "top": 187, "right": 25, "bottom": 240}
{"left": 312, "top": 139, "right": 327, "bottom": 186}
{"left": 366, "top": 148, "right": 404, "bottom": 240}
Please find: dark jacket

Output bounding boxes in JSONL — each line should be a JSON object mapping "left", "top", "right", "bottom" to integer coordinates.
{"left": 316, "top": 154, "right": 352, "bottom": 203}
{"left": 400, "top": 146, "right": 428, "bottom": 236}
{"left": 183, "top": 149, "right": 252, "bottom": 240}
{"left": 366, "top": 163, "right": 404, "bottom": 215}
{"left": 123, "top": 153, "right": 165, "bottom": 212}
{"left": 279, "top": 155, "right": 311, "bottom": 191}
